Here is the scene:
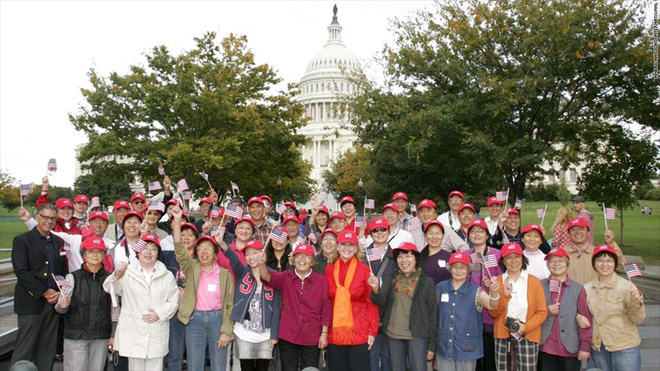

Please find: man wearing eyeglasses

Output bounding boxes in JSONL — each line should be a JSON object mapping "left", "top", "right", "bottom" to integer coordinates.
{"left": 11, "top": 203, "right": 68, "bottom": 371}
{"left": 130, "top": 192, "right": 147, "bottom": 215}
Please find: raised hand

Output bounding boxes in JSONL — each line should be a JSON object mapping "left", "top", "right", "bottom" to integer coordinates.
{"left": 504, "top": 277, "right": 513, "bottom": 297}
{"left": 41, "top": 176, "right": 49, "bottom": 192}
{"left": 114, "top": 262, "right": 129, "bottom": 279}
{"left": 18, "top": 207, "right": 31, "bottom": 222}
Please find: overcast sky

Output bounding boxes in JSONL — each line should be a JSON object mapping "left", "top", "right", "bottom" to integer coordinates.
{"left": 0, "top": 0, "right": 431, "bottom": 188}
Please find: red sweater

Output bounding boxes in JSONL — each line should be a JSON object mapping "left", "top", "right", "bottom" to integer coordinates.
{"left": 325, "top": 257, "right": 379, "bottom": 346}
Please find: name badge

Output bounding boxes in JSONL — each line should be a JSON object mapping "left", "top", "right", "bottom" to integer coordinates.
{"left": 438, "top": 260, "right": 446, "bottom": 268}
{"left": 441, "top": 293, "right": 449, "bottom": 302}
{"left": 59, "top": 251, "right": 67, "bottom": 256}
{"left": 207, "top": 283, "right": 217, "bottom": 292}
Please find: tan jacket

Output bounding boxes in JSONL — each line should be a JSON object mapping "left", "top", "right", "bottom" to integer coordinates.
{"left": 174, "top": 242, "right": 235, "bottom": 338}
{"left": 584, "top": 274, "right": 646, "bottom": 352}
{"left": 563, "top": 242, "right": 625, "bottom": 285}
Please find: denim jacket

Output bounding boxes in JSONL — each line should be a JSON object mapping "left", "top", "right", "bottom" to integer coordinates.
{"left": 436, "top": 280, "right": 483, "bottom": 360}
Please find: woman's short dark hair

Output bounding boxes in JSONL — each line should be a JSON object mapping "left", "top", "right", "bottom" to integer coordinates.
{"left": 193, "top": 241, "right": 219, "bottom": 259}
{"left": 499, "top": 254, "right": 529, "bottom": 273}
{"left": 592, "top": 251, "right": 618, "bottom": 270}
{"left": 393, "top": 249, "right": 421, "bottom": 269}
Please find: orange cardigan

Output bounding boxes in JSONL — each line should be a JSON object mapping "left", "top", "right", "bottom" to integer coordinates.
{"left": 488, "top": 273, "right": 548, "bottom": 343}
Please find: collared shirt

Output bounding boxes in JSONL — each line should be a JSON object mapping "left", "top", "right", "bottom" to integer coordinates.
{"left": 397, "top": 213, "right": 412, "bottom": 232}
{"left": 195, "top": 263, "right": 222, "bottom": 311}
{"left": 502, "top": 270, "right": 529, "bottom": 323}
{"left": 584, "top": 274, "right": 646, "bottom": 352}
{"left": 139, "top": 265, "right": 157, "bottom": 285}
{"left": 485, "top": 216, "right": 499, "bottom": 236}
{"left": 253, "top": 218, "right": 274, "bottom": 245}
{"left": 564, "top": 243, "right": 596, "bottom": 285}
{"left": 540, "top": 277, "right": 592, "bottom": 356}
{"left": 386, "top": 228, "right": 415, "bottom": 251}
{"left": 437, "top": 211, "right": 460, "bottom": 232}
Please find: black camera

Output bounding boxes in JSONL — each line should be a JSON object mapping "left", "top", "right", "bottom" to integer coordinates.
{"left": 505, "top": 317, "right": 520, "bottom": 333}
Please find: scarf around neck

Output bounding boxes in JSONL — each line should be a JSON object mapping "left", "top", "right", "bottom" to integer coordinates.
{"left": 332, "top": 257, "right": 357, "bottom": 343}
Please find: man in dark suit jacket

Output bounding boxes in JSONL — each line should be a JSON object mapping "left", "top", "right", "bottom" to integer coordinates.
{"left": 11, "top": 203, "right": 68, "bottom": 370}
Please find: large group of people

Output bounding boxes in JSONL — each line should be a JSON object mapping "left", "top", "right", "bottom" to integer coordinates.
{"left": 9, "top": 175, "right": 647, "bottom": 371}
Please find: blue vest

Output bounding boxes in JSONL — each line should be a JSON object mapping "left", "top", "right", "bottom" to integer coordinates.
{"left": 436, "top": 280, "right": 483, "bottom": 360}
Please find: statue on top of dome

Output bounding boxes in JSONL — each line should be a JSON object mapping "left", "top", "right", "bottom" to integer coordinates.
{"left": 333, "top": 4, "right": 338, "bottom": 17}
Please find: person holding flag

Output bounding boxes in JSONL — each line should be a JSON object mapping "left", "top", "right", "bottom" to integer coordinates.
{"left": 247, "top": 196, "right": 275, "bottom": 246}
{"left": 491, "top": 208, "right": 523, "bottom": 249}
{"left": 193, "top": 196, "right": 215, "bottom": 232}
{"left": 584, "top": 245, "right": 646, "bottom": 371}
{"left": 465, "top": 219, "right": 502, "bottom": 371}
{"left": 392, "top": 192, "right": 412, "bottom": 231}
{"left": 216, "top": 215, "right": 254, "bottom": 268}
{"left": 72, "top": 194, "right": 90, "bottom": 225}
{"left": 539, "top": 248, "right": 592, "bottom": 371}
{"left": 265, "top": 226, "right": 293, "bottom": 272}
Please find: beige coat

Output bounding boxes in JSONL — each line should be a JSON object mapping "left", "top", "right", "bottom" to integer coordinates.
{"left": 103, "top": 260, "right": 179, "bottom": 359}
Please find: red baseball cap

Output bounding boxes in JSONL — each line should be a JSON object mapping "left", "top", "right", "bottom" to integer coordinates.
{"left": 81, "top": 237, "right": 107, "bottom": 252}
{"left": 501, "top": 242, "right": 524, "bottom": 257}
{"left": 340, "top": 196, "right": 355, "bottom": 206}
{"left": 247, "top": 196, "right": 264, "bottom": 206}
{"left": 55, "top": 198, "right": 73, "bottom": 209}
{"left": 282, "top": 215, "right": 300, "bottom": 225}
{"left": 195, "top": 235, "right": 218, "bottom": 247}
{"left": 424, "top": 220, "right": 444, "bottom": 233}
{"left": 337, "top": 230, "right": 358, "bottom": 245}
{"left": 131, "top": 193, "right": 146, "bottom": 202}
{"left": 235, "top": 216, "right": 255, "bottom": 229}
{"left": 393, "top": 192, "right": 408, "bottom": 201}
{"left": 487, "top": 197, "right": 503, "bottom": 206}
{"left": 181, "top": 222, "right": 199, "bottom": 234}
{"left": 321, "top": 228, "right": 338, "bottom": 239}
{"left": 89, "top": 210, "right": 109, "bottom": 221}
{"left": 122, "top": 211, "right": 144, "bottom": 226}
{"left": 448, "top": 251, "right": 470, "bottom": 265}
{"left": 506, "top": 208, "right": 520, "bottom": 215}
{"left": 369, "top": 217, "right": 389, "bottom": 231}
{"left": 418, "top": 199, "right": 437, "bottom": 210}
{"left": 457, "top": 203, "right": 475, "bottom": 214}
{"left": 522, "top": 224, "right": 544, "bottom": 236}
{"left": 113, "top": 200, "right": 131, "bottom": 211}
{"left": 141, "top": 233, "right": 161, "bottom": 248}
{"left": 381, "top": 203, "right": 399, "bottom": 213}
{"left": 293, "top": 244, "right": 316, "bottom": 257}
{"left": 394, "top": 242, "right": 418, "bottom": 253}
{"left": 245, "top": 239, "right": 264, "bottom": 251}
{"left": 199, "top": 197, "right": 214, "bottom": 205}
{"left": 568, "top": 217, "right": 589, "bottom": 231}
{"left": 318, "top": 205, "right": 330, "bottom": 215}
{"left": 260, "top": 195, "right": 273, "bottom": 205}
{"left": 147, "top": 202, "right": 165, "bottom": 214}
{"left": 165, "top": 199, "right": 179, "bottom": 208}
{"left": 73, "top": 194, "right": 89, "bottom": 204}
{"left": 545, "top": 248, "right": 570, "bottom": 261}
{"left": 467, "top": 219, "right": 489, "bottom": 234}
{"left": 283, "top": 201, "right": 297, "bottom": 210}
{"left": 592, "top": 244, "right": 617, "bottom": 258}
{"left": 448, "top": 190, "right": 465, "bottom": 199}
{"left": 329, "top": 212, "right": 346, "bottom": 222}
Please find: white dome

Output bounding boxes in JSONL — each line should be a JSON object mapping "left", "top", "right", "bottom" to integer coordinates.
{"left": 305, "top": 43, "right": 361, "bottom": 74}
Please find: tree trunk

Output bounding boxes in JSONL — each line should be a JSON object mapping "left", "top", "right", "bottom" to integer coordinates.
{"left": 619, "top": 205, "right": 625, "bottom": 246}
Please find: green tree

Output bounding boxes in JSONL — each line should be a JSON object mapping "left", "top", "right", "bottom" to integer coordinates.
{"left": 578, "top": 125, "right": 660, "bottom": 244}
{"left": 73, "top": 164, "right": 134, "bottom": 205}
{"left": 70, "top": 32, "right": 313, "bottom": 203}
{"left": 0, "top": 170, "right": 20, "bottom": 212}
{"left": 349, "top": 0, "right": 658, "bottom": 205}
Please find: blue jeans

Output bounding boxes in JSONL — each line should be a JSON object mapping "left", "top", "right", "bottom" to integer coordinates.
{"left": 370, "top": 333, "right": 390, "bottom": 371}
{"left": 168, "top": 315, "right": 186, "bottom": 371}
{"left": 591, "top": 343, "right": 641, "bottom": 371}
{"left": 186, "top": 310, "right": 227, "bottom": 371}
{"left": 386, "top": 336, "right": 428, "bottom": 371}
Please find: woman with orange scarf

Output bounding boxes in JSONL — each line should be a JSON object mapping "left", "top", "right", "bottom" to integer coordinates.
{"left": 325, "top": 229, "right": 379, "bottom": 371}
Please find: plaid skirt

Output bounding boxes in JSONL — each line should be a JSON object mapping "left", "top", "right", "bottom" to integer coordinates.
{"left": 494, "top": 337, "right": 539, "bottom": 371}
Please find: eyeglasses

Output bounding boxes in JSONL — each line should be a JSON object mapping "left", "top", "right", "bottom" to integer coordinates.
{"left": 196, "top": 246, "right": 215, "bottom": 253}
{"left": 37, "top": 214, "right": 57, "bottom": 222}
{"left": 372, "top": 228, "right": 388, "bottom": 233}
{"left": 469, "top": 229, "right": 487, "bottom": 235}
{"left": 133, "top": 200, "right": 145, "bottom": 205}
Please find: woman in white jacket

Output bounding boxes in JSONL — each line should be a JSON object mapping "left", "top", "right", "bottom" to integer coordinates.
{"left": 103, "top": 233, "right": 179, "bottom": 371}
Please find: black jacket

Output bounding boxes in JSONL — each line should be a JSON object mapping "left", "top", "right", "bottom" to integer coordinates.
{"left": 63, "top": 267, "right": 112, "bottom": 340}
{"left": 371, "top": 269, "right": 439, "bottom": 352}
{"left": 12, "top": 228, "right": 68, "bottom": 315}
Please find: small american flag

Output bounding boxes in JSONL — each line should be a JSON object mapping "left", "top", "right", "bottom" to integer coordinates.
{"left": 625, "top": 263, "right": 642, "bottom": 278}
{"left": 177, "top": 178, "right": 189, "bottom": 192}
{"left": 224, "top": 204, "right": 243, "bottom": 219}
{"left": 514, "top": 198, "right": 524, "bottom": 210}
{"left": 410, "top": 204, "right": 417, "bottom": 213}
{"left": 307, "top": 232, "right": 318, "bottom": 244}
{"left": 148, "top": 180, "right": 162, "bottom": 191}
{"left": 368, "top": 246, "right": 387, "bottom": 262}
{"left": 365, "top": 199, "right": 375, "bottom": 209}
{"left": 483, "top": 254, "right": 498, "bottom": 269}
{"left": 355, "top": 215, "right": 365, "bottom": 228}
{"left": 605, "top": 207, "right": 616, "bottom": 220}
{"left": 296, "top": 233, "right": 306, "bottom": 245}
{"left": 269, "top": 227, "right": 288, "bottom": 244}
{"left": 536, "top": 208, "right": 545, "bottom": 219}
{"left": 132, "top": 239, "right": 147, "bottom": 253}
{"left": 199, "top": 172, "right": 209, "bottom": 181}
{"left": 230, "top": 181, "right": 240, "bottom": 194}
{"left": 210, "top": 206, "right": 222, "bottom": 218}
{"left": 548, "top": 279, "right": 561, "bottom": 293}
{"left": 470, "top": 252, "right": 484, "bottom": 264}
{"left": 158, "top": 164, "right": 165, "bottom": 176}
{"left": 276, "top": 203, "right": 286, "bottom": 215}
{"left": 20, "top": 184, "right": 31, "bottom": 196}
{"left": 89, "top": 196, "right": 101, "bottom": 210}
{"left": 181, "top": 191, "right": 192, "bottom": 200}
{"left": 496, "top": 190, "right": 508, "bottom": 201}
{"left": 408, "top": 217, "right": 421, "bottom": 232}
{"left": 47, "top": 158, "right": 57, "bottom": 172}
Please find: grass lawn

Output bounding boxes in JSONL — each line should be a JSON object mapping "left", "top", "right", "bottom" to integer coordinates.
{"left": 485, "top": 200, "right": 660, "bottom": 264}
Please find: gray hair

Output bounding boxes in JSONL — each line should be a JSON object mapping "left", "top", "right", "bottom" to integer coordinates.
{"left": 36, "top": 203, "right": 57, "bottom": 214}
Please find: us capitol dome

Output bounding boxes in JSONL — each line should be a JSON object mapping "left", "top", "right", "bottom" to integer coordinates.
{"left": 296, "top": 5, "right": 362, "bottom": 204}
